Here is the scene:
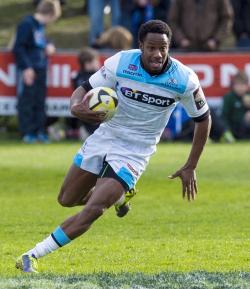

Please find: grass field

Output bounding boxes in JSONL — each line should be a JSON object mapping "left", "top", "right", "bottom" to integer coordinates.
{"left": 0, "top": 141, "right": 249, "bottom": 288}
{"left": 0, "top": 0, "right": 104, "bottom": 49}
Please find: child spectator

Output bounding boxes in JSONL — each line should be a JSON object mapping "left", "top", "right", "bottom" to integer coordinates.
{"left": 66, "top": 47, "right": 100, "bottom": 139}
{"left": 13, "top": 0, "right": 61, "bottom": 143}
{"left": 222, "top": 71, "right": 250, "bottom": 139}
{"left": 95, "top": 26, "right": 133, "bottom": 50}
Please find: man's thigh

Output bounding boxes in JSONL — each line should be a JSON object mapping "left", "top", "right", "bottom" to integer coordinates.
{"left": 58, "top": 164, "right": 98, "bottom": 206}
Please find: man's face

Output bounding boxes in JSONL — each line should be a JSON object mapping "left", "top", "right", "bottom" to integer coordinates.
{"left": 140, "top": 33, "right": 169, "bottom": 74}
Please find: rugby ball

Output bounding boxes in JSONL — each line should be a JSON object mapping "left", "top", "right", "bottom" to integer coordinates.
{"left": 88, "top": 87, "right": 118, "bottom": 121}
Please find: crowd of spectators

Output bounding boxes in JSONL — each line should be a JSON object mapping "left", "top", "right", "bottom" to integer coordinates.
{"left": 86, "top": 0, "right": 250, "bottom": 51}
{"left": 32, "top": 0, "right": 250, "bottom": 51}
{"left": 10, "top": 0, "right": 250, "bottom": 143}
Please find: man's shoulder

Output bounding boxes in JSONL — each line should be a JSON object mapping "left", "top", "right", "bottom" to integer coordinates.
{"left": 169, "top": 56, "right": 195, "bottom": 76}
{"left": 110, "top": 49, "right": 141, "bottom": 63}
{"left": 105, "top": 49, "right": 141, "bottom": 73}
{"left": 165, "top": 56, "right": 199, "bottom": 94}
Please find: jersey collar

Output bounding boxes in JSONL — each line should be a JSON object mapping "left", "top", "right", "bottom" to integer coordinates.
{"left": 140, "top": 56, "right": 172, "bottom": 76}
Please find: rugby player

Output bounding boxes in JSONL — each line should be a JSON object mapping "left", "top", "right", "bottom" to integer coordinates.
{"left": 16, "top": 20, "right": 211, "bottom": 273}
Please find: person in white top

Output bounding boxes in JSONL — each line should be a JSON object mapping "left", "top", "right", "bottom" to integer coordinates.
{"left": 16, "top": 20, "right": 211, "bottom": 273}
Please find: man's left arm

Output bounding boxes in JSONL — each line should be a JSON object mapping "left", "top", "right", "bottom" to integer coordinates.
{"left": 169, "top": 115, "right": 211, "bottom": 201}
{"left": 170, "top": 71, "right": 211, "bottom": 201}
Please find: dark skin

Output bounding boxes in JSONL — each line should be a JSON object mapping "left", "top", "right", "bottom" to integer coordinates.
{"left": 58, "top": 32, "right": 211, "bottom": 241}
{"left": 140, "top": 32, "right": 211, "bottom": 201}
{"left": 139, "top": 32, "right": 169, "bottom": 74}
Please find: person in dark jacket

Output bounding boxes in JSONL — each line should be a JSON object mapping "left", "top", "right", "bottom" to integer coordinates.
{"left": 222, "top": 71, "right": 250, "bottom": 139}
{"left": 168, "top": 0, "right": 233, "bottom": 51}
{"left": 231, "top": 0, "right": 250, "bottom": 48}
{"left": 13, "top": 0, "right": 61, "bottom": 143}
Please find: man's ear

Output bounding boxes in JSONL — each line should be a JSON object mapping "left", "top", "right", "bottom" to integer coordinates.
{"left": 139, "top": 41, "right": 143, "bottom": 51}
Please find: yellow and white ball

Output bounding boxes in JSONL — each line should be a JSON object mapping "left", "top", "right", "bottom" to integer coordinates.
{"left": 88, "top": 87, "right": 118, "bottom": 121}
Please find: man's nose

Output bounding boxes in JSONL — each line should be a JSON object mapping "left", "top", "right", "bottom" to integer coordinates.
{"left": 153, "top": 49, "right": 162, "bottom": 58}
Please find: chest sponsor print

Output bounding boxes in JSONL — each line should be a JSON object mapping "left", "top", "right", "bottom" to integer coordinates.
{"left": 120, "top": 87, "right": 175, "bottom": 107}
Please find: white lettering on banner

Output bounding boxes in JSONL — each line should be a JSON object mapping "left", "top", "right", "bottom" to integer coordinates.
{"left": 220, "top": 63, "right": 250, "bottom": 87}
{"left": 0, "top": 63, "right": 71, "bottom": 88}
{"left": 244, "top": 64, "right": 250, "bottom": 83}
{"left": 62, "top": 65, "right": 71, "bottom": 87}
{"left": 50, "top": 64, "right": 60, "bottom": 87}
{"left": 188, "top": 64, "right": 214, "bottom": 87}
{"left": 46, "top": 97, "right": 71, "bottom": 117}
{"left": 0, "top": 97, "right": 16, "bottom": 115}
{"left": 48, "top": 64, "right": 71, "bottom": 88}
{"left": 0, "top": 64, "right": 16, "bottom": 86}
{"left": 0, "top": 97, "right": 71, "bottom": 117}
{"left": 220, "top": 64, "right": 238, "bottom": 87}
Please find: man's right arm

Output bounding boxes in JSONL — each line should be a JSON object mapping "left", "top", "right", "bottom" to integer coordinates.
{"left": 71, "top": 52, "right": 119, "bottom": 123}
{"left": 70, "top": 86, "right": 106, "bottom": 123}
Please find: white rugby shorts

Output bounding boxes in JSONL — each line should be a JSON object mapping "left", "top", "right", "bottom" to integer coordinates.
{"left": 73, "top": 126, "right": 155, "bottom": 189}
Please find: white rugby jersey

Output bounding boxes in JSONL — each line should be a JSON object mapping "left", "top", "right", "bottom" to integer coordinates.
{"left": 85, "top": 49, "right": 209, "bottom": 146}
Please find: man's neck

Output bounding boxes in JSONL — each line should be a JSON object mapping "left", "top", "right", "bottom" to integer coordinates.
{"left": 140, "top": 56, "right": 171, "bottom": 76}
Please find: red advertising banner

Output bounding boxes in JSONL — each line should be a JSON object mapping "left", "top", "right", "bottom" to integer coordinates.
{"left": 0, "top": 50, "right": 249, "bottom": 116}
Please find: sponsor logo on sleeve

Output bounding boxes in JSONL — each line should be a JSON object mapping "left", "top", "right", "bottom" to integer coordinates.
{"left": 193, "top": 87, "right": 206, "bottom": 110}
{"left": 121, "top": 87, "right": 175, "bottom": 107}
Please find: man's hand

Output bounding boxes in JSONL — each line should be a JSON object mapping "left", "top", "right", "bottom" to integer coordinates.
{"left": 71, "top": 93, "right": 106, "bottom": 124}
{"left": 168, "top": 166, "right": 198, "bottom": 201}
{"left": 23, "top": 68, "right": 35, "bottom": 86}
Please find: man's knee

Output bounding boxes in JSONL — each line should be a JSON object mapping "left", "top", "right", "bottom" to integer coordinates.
{"left": 58, "top": 196, "right": 75, "bottom": 207}
{"left": 57, "top": 188, "right": 75, "bottom": 207}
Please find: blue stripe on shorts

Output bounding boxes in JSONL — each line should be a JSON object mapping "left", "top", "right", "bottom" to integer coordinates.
{"left": 117, "top": 166, "right": 135, "bottom": 190}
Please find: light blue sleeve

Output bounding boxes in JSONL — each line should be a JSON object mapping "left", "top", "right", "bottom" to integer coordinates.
{"left": 89, "top": 52, "right": 121, "bottom": 89}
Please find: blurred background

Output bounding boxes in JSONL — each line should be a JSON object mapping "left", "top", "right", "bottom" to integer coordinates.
{"left": 0, "top": 0, "right": 250, "bottom": 143}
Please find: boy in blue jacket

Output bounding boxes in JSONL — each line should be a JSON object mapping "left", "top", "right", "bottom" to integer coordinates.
{"left": 13, "top": 0, "right": 61, "bottom": 143}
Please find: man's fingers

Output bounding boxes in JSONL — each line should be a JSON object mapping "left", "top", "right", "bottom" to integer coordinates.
{"left": 182, "top": 181, "right": 186, "bottom": 199}
{"left": 168, "top": 171, "right": 180, "bottom": 179}
{"left": 83, "top": 92, "right": 93, "bottom": 105}
{"left": 187, "top": 182, "right": 191, "bottom": 201}
{"left": 194, "top": 179, "right": 198, "bottom": 194}
{"left": 190, "top": 180, "right": 195, "bottom": 200}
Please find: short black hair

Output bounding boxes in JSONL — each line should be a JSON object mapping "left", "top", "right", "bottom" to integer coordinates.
{"left": 138, "top": 20, "right": 172, "bottom": 44}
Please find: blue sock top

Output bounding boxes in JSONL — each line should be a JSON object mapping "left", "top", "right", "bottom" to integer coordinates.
{"left": 51, "top": 226, "right": 71, "bottom": 247}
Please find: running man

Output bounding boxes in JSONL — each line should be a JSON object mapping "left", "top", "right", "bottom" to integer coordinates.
{"left": 16, "top": 20, "right": 211, "bottom": 273}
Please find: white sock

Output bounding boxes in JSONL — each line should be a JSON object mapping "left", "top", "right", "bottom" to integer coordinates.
{"left": 25, "top": 235, "right": 59, "bottom": 259}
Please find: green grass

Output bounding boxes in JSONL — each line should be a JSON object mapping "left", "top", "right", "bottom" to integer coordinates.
{"left": 0, "top": 0, "right": 115, "bottom": 49}
{"left": 0, "top": 141, "right": 249, "bottom": 288}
